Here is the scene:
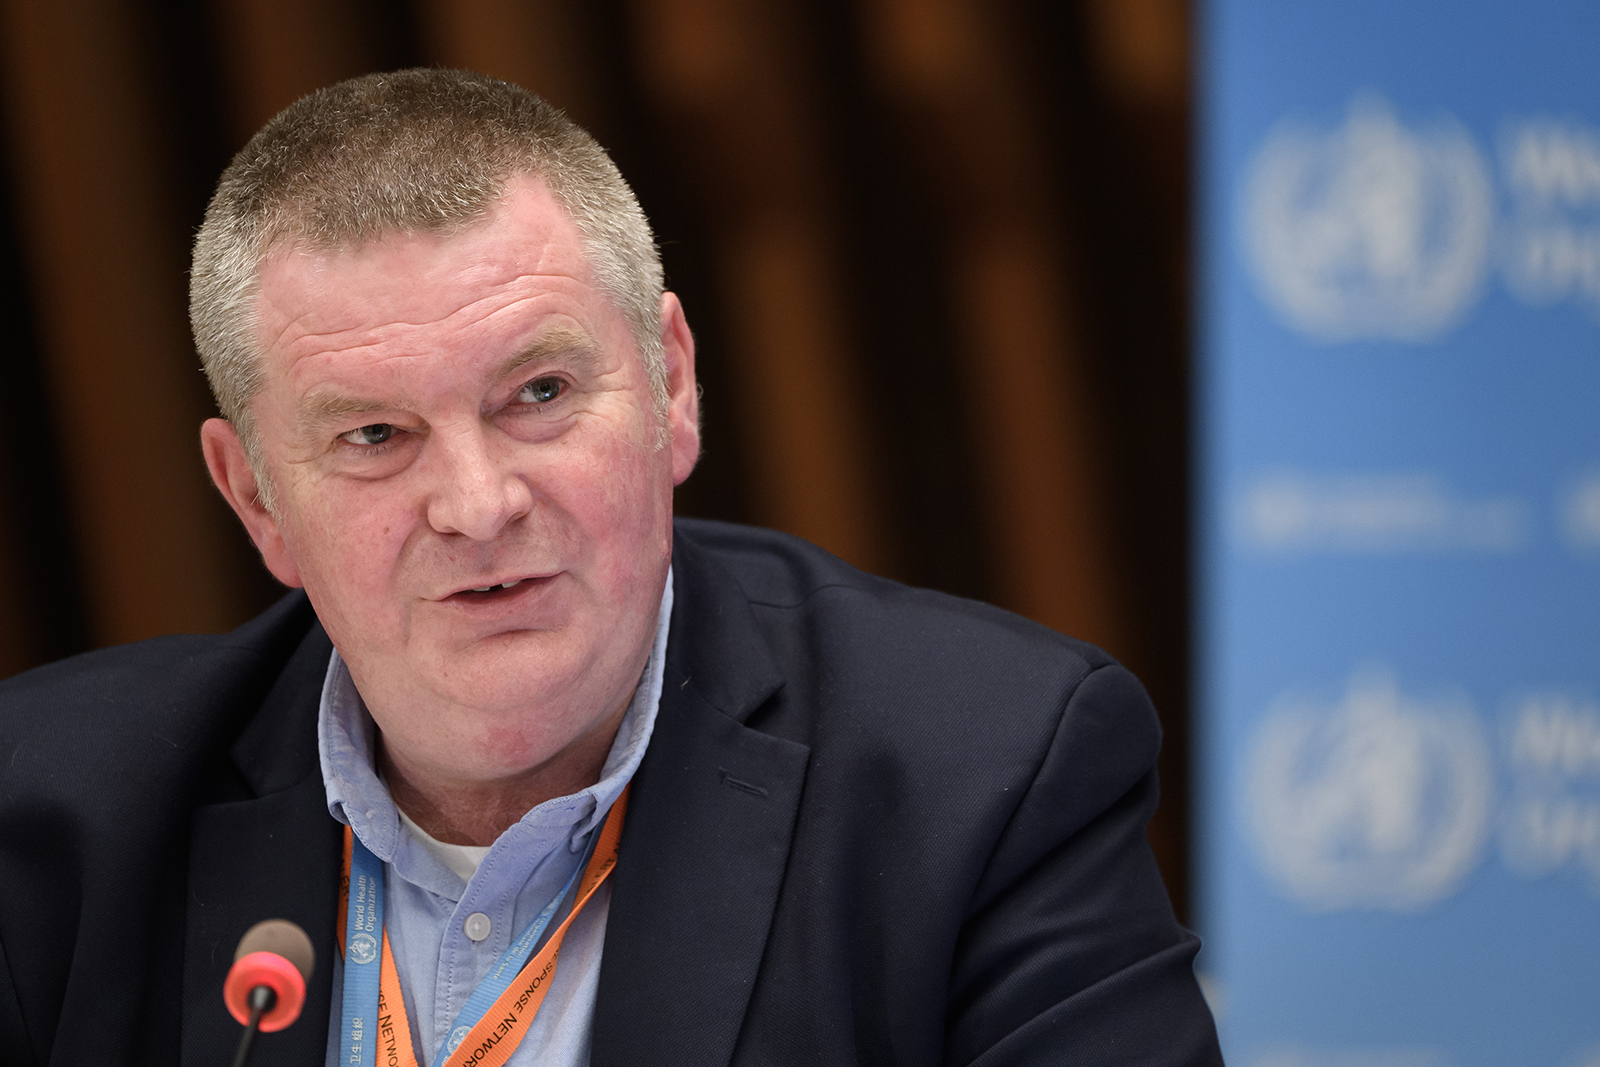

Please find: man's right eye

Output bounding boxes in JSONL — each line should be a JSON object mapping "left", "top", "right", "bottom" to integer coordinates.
{"left": 340, "top": 424, "right": 395, "bottom": 446}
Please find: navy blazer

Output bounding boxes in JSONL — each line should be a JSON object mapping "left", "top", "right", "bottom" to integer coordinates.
{"left": 0, "top": 519, "right": 1222, "bottom": 1066}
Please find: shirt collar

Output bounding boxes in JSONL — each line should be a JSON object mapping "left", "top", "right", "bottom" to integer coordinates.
{"left": 319, "top": 569, "right": 673, "bottom": 879}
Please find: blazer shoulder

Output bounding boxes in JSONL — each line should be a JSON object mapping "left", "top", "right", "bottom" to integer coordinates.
{"left": 671, "top": 520, "right": 1152, "bottom": 798}
{"left": 673, "top": 516, "right": 1118, "bottom": 682}
{"left": 0, "top": 591, "right": 318, "bottom": 761}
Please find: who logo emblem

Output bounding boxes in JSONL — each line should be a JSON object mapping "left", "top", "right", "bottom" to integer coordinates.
{"left": 348, "top": 932, "right": 379, "bottom": 966}
{"left": 1246, "top": 670, "right": 1493, "bottom": 910}
{"left": 1243, "top": 96, "right": 1493, "bottom": 341}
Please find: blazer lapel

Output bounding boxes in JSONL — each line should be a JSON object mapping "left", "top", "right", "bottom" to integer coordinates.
{"left": 180, "top": 622, "right": 342, "bottom": 1067}
{"left": 592, "top": 531, "right": 810, "bottom": 1067}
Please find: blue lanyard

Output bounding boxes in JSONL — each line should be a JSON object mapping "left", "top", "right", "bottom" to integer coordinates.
{"left": 341, "top": 833, "right": 586, "bottom": 1067}
{"left": 340, "top": 836, "right": 385, "bottom": 1066}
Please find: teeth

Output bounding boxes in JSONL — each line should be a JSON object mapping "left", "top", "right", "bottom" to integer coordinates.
{"left": 462, "top": 578, "right": 525, "bottom": 595}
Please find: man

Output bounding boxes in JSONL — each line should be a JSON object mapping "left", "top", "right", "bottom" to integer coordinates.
{"left": 0, "top": 69, "right": 1221, "bottom": 1066}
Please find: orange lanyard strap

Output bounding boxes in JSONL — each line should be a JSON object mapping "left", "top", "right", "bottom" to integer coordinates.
{"left": 339, "top": 786, "right": 629, "bottom": 1067}
{"left": 378, "top": 931, "right": 417, "bottom": 1067}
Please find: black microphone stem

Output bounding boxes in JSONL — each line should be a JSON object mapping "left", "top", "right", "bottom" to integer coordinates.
{"left": 229, "top": 985, "right": 277, "bottom": 1067}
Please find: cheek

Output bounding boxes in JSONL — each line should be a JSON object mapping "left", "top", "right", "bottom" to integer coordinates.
{"left": 277, "top": 484, "right": 409, "bottom": 622}
{"left": 557, "top": 430, "right": 673, "bottom": 573}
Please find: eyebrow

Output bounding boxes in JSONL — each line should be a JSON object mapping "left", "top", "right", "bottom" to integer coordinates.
{"left": 294, "top": 327, "right": 609, "bottom": 437}
{"left": 494, "top": 326, "right": 607, "bottom": 383}
{"left": 296, "top": 393, "right": 394, "bottom": 438}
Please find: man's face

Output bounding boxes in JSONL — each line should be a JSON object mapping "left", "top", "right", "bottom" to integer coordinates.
{"left": 203, "top": 175, "right": 698, "bottom": 787}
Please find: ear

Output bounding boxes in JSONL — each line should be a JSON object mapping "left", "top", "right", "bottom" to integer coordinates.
{"left": 200, "top": 418, "right": 304, "bottom": 588}
{"left": 659, "top": 291, "right": 701, "bottom": 485}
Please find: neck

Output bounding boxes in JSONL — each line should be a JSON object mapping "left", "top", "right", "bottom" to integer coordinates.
{"left": 378, "top": 702, "right": 629, "bottom": 847}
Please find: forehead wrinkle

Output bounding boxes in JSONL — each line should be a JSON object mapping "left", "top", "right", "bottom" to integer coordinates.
{"left": 268, "top": 274, "right": 599, "bottom": 374}
{"left": 273, "top": 295, "right": 512, "bottom": 352}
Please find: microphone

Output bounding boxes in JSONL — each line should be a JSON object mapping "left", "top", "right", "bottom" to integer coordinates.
{"left": 223, "top": 919, "right": 315, "bottom": 1067}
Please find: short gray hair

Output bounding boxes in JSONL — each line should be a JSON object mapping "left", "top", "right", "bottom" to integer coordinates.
{"left": 190, "top": 69, "right": 666, "bottom": 510}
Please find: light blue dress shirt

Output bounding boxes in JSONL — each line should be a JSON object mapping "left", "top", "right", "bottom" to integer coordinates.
{"left": 319, "top": 574, "right": 672, "bottom": 1067}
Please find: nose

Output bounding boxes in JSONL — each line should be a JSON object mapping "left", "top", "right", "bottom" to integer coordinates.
{"left": 424, "top": 423, "right": 533, "bottom": 540}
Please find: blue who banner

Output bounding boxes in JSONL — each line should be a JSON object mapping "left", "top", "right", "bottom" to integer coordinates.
{"left": 1198, "top": 3, "right": 1600, "bottom": 1066}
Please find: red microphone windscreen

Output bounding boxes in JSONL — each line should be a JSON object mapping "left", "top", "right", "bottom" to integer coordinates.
{"left": 225, "top": 920, "right": 315, "bottom": 1032}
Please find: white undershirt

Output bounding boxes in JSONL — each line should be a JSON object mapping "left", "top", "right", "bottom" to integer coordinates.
{"left": 396, "top": 806, "right": 492, "bottom": 882}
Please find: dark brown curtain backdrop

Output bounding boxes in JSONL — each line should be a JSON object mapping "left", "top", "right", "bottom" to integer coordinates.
{"left": 0, "top": 0, "right": 1192, "bottom": 914}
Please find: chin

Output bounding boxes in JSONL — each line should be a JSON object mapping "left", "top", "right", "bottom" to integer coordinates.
{"left": 439, "top": 688, "right": 613, "bottom": 780}
{"left": 438, "top": 670, "right": 574, "bottom": 718}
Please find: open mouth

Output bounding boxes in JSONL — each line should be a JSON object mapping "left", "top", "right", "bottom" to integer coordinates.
{"left": 447, "top": 576, "right": 548, "bottom": 604}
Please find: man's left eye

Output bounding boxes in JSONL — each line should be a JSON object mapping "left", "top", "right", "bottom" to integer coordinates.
{"left": 516, "top": 377, "right": 564, "bottom": 404}
{"left": 340, "top": 423, "right": 395, "bottom": 446}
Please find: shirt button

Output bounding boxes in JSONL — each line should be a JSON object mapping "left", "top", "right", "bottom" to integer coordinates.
{"left": 463, "top": 913, "right": 491, "bottom": 942}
